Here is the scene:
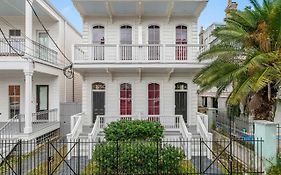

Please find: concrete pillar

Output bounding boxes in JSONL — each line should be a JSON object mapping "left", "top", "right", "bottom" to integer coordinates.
{"left": 254, "top": 120, "right": 278, "bottom": 170}
{"left": 138, "top": 25, "right": 142, "bottom": 44}
{"left": 207, "top": 108, "right": 217, "bottom": 130}
{"left": 23, "top": 62, "right": 34, "bottom": 134}
{"left": 25, "top": 0, "right": 33, "bottom": 56}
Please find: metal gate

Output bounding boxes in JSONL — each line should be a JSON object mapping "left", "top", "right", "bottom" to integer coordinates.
{"left": 0, "top": 138, "right": 264, "bottom": 175}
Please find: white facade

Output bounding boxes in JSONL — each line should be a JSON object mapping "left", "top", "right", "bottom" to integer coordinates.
{"left": 72, "top": 0, "right": 208, "bottom": 127}
{"left": 0, "top": 0, "right": 81, "bottom": 139}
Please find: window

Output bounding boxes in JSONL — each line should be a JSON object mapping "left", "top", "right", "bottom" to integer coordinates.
{"left": 176, "top": 25, "right": 187, "bottom": 60}
{"left": 38, "top": 32, "right": 49, "bottom": 47}
{"left": 120, "top": 25, "right": 132, "bottom": 60}
{"left": 92, "top": 82, "right": 105, "bottom": 91}
{"left": 92, "top": 26, "right": 105, "bottom": 60}
{"left": 148, "top": 25, "right": 160, "bottom": 60}
{"left": 202, "top": 97, "right": 208, "bottom": 107}
{"left": 120, "top": 83, "right": 132, "bottom": 115}
{"left": 93, "top": 26, "right": 105, "bottom": 44}
{"left": 9, "top": 85, "right": 20, "bottom": 118}
{"left": 212, "top": 97, "right": 218, "bottom": 108}
{"left": 175, "top": 82, "right": 188, "bottom": 91}
{"left": 148, "top": 83, "right": 160, "bottom": 115}
{"left": 9, "top": 30, "right": 21, "bottom": 38}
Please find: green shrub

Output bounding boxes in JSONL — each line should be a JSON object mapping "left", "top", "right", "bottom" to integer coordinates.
{"left": 104, "top": 120, "right": 164, "bottom": 141}
{"left": 93, "top": 141, "right": 185, "bottom": 174}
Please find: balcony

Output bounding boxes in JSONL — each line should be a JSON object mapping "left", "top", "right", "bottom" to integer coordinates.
{"left": 74, "top": 44, "right": 207, "bottom": 64}
{"left": 0, "top": 38, "right": 58, "bottom": 65}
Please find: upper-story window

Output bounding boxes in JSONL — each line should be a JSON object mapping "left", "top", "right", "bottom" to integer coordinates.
{"left": 92, "top": 26, "right": 105, "bottom": 60}
{"left": 93, "top": 26, "right": 104, "bottom": 44}
{"left": 176, "top": 25, "right": 187, "bottom": 60}
{"left": 9, "top": 30, "right": 21, "bottom": 38}
{"left": 120, "top": 25, "right": 132, "bottom": 60}
{"left": 176, "top": 25, "right": 187, "bottom": 44}
{"left": 148, "top": 25, "right": 160, "bottom": 60}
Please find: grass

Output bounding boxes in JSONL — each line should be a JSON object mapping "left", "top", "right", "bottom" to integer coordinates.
{"left": 27, "top": 145, "right": 67, "bottom": 175}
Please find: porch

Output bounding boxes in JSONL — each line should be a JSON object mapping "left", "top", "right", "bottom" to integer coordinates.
{"left": 73, "top": 44, "right": 208, "bottom": 64}
{"left": 0, "top": 109, "right": 60, "bottom": 141}
{"left": 67, "top": 113, "right": 213, "bottom": 159}
{"left": 0, "top": 38, "right": 58, "bottom": 65}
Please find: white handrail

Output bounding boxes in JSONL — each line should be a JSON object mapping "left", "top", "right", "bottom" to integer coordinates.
{"left": 0, "top": 114, "right": 24, "bottom": 140}
{"left": 178, "top": 115, "right": 192, "bottom": 160}
{"left": 67, "top": 113, "right": 84, "bottom": 140}
{"left": 197, "top": 112, "right": 213, "bottom": 159}
{"left": 88, "top": 115, "right": 103, "bottom": 158}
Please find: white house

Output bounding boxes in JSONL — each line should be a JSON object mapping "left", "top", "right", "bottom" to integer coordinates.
{"left": 68, "top": 0, "right": 213, "bottom": 143}
{"left": 0, "top": 0, "right": 81, "bottom": 141}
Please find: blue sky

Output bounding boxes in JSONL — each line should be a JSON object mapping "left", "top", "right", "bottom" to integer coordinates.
{"left": 49, "top": 0, "right": 261, "bottom": 33}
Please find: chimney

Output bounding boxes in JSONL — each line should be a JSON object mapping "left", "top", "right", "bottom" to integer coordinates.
{"left": 225, "top": 0, "right": 238, "bottom": 17}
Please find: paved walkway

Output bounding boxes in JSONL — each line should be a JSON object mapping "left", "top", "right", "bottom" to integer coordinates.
{"left": 191, "top": 156, "right": 224, "bottom": 174}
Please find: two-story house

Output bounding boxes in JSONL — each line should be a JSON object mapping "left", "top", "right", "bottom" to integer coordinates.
{"left": 69, "top": 0, "right": 213, "bottom": 143}
{"left": 0, "top": 0, "right": 81, "bottom": 141}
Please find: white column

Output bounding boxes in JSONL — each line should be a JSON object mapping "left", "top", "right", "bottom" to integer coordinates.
{"left": 24, "top": 62, "right": 34, "bottom": 134}
{"left": 25, "top": 0, "right": 33, "bottom": 56}
{"left": 138, "top": 26, "right": 142, "bottom": 44}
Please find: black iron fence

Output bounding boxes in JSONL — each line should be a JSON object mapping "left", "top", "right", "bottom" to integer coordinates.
{"left": 0, "top": 138, "right": 264, "bottom": 175}
{"left": 277, "top": 124, "right": 281, "bottom": 154}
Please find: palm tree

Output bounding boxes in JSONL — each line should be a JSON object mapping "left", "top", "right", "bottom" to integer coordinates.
{"left": 194, "top": 0, "right": 281, "bottom": 121}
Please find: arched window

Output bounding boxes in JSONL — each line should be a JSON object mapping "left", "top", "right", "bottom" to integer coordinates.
{"left": 93, "top": 26, "right": 104, "bottom": 44}
{"left": 92, "top": 82, "right": 105, "bottom": 91}
{"left": 92, "top": 26, "right": 105, "bottom": 60}
{"left": 120, "top": 25, "right": 132, "bottom": 60}
{"left": 176, "top": 25, "right": 188, "bottom": 60}
{"left": 148, "top": 83, "right": 160, "bottom": 115}
{"left": 120, "top": 25, "right": 132, "bottom": 44}
{"left": 176, "top": 25, "right": 187, "bottom": 44}
{"left": 120, "top": 83, "right": 132, "bottom": 115}
{"left": 148, "top": 25, "right": 160, "bottom": 60}
{"left": 175, "top": 82, "right": 188, "bottom": 91}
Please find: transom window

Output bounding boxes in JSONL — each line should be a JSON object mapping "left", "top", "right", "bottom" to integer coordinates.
{"left": 175, "top": 82, "right": 188, "bottom": 91}
{"left": 148, "top": 83, "right": 160, "bottom": 115}
{"left": 120, "top": 83, "right": 132, "bottom": 115}
{"left": 92, "top": 82, "right": 105, "bottom": 91}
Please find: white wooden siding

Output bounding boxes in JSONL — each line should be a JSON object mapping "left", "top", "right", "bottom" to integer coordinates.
{"left": 82, "top": 73, "right": 198, "bottom": 126}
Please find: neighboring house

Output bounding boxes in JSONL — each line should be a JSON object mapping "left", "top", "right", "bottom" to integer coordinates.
{"left": 0, "top": 0, "right": 81, "bottom": 141}
{"left": 197, "top": 0, "right": 238, "bottom": 116}
{"left": 68, "top": 0, "right": 214, "bottom": 147}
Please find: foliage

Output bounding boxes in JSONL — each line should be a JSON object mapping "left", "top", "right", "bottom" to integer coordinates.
{"left": 193, "top": 0, "right": 281, "bottom": 121}
{"left": 93, "top": 141, "right": 185, "bottom": 174}
{"left": 104, "top": 120, "right": 164, "bottom": 141}
{"left": 267, "top": 155, "right": 281, "bottom": 175}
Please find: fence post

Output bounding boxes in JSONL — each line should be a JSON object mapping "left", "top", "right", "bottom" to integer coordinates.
{"left": 199, "top": 138, "right": 202, "bottom": 174}
{"left": 18, "top": 140, "right": 22, "bottom": 175}
{"left": 254, "top": 121, "right": 278, "bottom": 172}
{"left": 116, "top": 140, "right": 119, "bottom": 174}
{"left": 47, "top": 139, "right": 50, "bottom": 175}
{"left": 157, "top": 141, "right": 159, "bottom": 174}
{"left": 77, "top": 139, "right": 80, "bottom": 175}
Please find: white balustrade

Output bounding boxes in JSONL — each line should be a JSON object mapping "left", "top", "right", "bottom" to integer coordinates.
{"left": 73, "top": 44, "right": 205, "bottom": 63}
